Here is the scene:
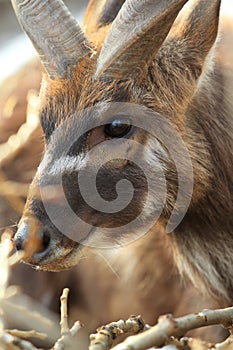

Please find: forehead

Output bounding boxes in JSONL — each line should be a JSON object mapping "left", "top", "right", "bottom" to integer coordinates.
{"left": 41, "top": 60, "right": 131, "bottom": 114}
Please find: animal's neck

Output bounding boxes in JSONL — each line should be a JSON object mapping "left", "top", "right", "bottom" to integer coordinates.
{"left": 172, "top": 212, "right": 233, "bottom": 303}
{"left": 173, "top": 61, "right": 233, "bottom": 302}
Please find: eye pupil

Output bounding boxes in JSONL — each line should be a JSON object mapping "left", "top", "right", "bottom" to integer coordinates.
{"left": 104, "top": 118, "right": 132, "bottom": 138}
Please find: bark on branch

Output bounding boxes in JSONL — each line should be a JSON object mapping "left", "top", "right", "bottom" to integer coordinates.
{"left": 111, "top": 308, "right": 233, "bottom": 350}
{"left": 89, "top": 315, "right": 146, "bottom": 350}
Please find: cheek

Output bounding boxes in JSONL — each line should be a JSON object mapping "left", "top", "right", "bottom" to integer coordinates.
{"left": 95, "top": 163, "right": 149, "bottom": 228}
{"left": 96, "top": 162, "right": 148, "bottom": 200}
{"left": 62, "top": 163, "right": 148, "bottom": 229}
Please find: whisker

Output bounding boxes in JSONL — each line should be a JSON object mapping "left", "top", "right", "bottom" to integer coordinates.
{"left": 96, "top": 250, "right": 120, "bottom": 280}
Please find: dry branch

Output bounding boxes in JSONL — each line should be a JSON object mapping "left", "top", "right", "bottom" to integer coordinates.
{"left": 0, "top": 332, "right": 39, "bottom": 350}
{"left": 0, "top": 176, "right": 29, "bottom": 198}
{"left": 171, "top": 335, "right": 233, "bottom": 350}
{"left": 52, "top": 288, "right": 83, "bottom": 350}
{"left": 0, "top": 91, "right": 40, "bottom": 167}
{"left": 2, "top": 294, "right": 60, "bottom": 343}
{"left": 0, "top": 233, "right": 59, "bottom": 349}
{"left": 1, "top": 233, "right": 233, "bottom": 350}
{"left": 60, "top": 288, "right": 70, "bottom": 334}
{"left": 0, "top": 90, "right": 40, "bottom": 214}
{"left": 110, "top": 308, "right": 233, "bottom": 350}
{"left": 89, "top": 316, "right": 145, "bottom": 350}
{"left": 5, "top": 329, "right": 47, "bottom": 340}
{"left": 0, "top": 171, "right": 26, "bottom": 213}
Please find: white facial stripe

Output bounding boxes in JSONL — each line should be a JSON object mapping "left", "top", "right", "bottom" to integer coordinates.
{"left": 37, "top": 152, "right": 88, "bottom": 177}
{"left": 140, "top": 138, "right": 169, "bottom": 218}
{"left": 47, "top": 153, "right": 89, "bottom": 176}
{"left": 144, "top": 138, "right": 169, "bottom": 167}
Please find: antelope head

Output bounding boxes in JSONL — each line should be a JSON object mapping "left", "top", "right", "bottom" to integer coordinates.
{"left": 13, "top": 0, "right": 221, "bottom": 272}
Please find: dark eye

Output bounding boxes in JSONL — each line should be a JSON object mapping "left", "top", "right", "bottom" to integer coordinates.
{"left": 104, "top": 117, "right": 132, "bottom": 138}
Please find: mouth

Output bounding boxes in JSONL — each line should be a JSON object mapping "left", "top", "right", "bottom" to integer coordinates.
{"left": 14, "top": 216, "right": 88, "bottom": 271}
{"left": 28, "top": 242, "right": 85, "bottom": 271}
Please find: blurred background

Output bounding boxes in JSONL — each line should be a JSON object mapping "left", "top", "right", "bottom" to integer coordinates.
{"left": 0, "top": 0, "right": 89, "bottom": 82}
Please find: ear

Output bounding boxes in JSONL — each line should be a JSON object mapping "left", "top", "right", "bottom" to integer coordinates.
{"left": 83, "top": 0, "right": 126, "bottom": 34}
{"left": 144, "top": 0, "right": 221, "bottom": 118}
{"left": 95, "top": 0, "right": 189, "bottom": 80}
{"left": 168, "top": 0, "right": 221, "bottom": 76}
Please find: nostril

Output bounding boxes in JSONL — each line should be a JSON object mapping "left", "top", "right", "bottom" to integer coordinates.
{"left": 15, "top": 237, "right": 24, "bottom": 251}
{"left": 14, "top": 220, "right": 51, "bottom": 252}
{"left": 41, "top": 229, "right": 51, "bottom": 253}
{"left": 14, "top": 219, "right": 52, "bottom": 263}
{"left": 33, "top": 228, "right": 51, "bottom": 260}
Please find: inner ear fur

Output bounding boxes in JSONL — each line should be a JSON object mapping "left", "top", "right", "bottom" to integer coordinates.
{"left": 135, "top": 1, "right": 221, "bottom": 122}
{"left": 83, "top": 0, "right": 126, "bottom": 35}
{"left": 165, "top": 0, "right": 221, "bottom": 77}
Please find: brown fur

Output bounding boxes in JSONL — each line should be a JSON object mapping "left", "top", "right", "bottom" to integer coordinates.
{"left": 13, "top": 0, "right": 233, "bottom": 307}
{"left": 0, "top": 48, "right": 230, "bottom": 349}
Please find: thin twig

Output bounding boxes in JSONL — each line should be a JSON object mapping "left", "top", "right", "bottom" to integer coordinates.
{"left": 0, "top": 171, "right": 26, "bottom": 213}
{"left": 6, "top": 329, "right": 47, "bottom": 340}
{"left": 0, "top": 91, "right": 40, "bottom": 214}
{"left": 0, "top": 177, "right": 29, "bottom": 197}
{"left": 0, "top": 91, "right": 40, "bottom": 167}
{"left": 2, "top": 295, "right": 60, "bottom": 342}
{"left": 0, "top": 332, "right": 39, "bottom": 350}
{"left": 0, "top": 232, "right": 13, "bottom": 300}
{"left": 52, "top": 288, "right": 83, "bottom": 350}
{"left": 60, "top": 288, "right": 70, "bottom": 334}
